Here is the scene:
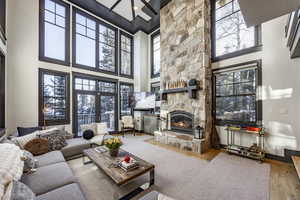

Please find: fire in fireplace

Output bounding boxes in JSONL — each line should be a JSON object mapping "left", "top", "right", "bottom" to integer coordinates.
{"left": 170, "top": 110, "right": 194, "bottom": 134}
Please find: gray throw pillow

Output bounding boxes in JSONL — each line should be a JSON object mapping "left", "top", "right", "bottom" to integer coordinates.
{"left": 6, "top": 181, "right": 36, "bottom": 200}
{"left": 40, "top": 130, "right": 67, "bottom": 151}
{"left": 22, "top": 150, "right": 38, "bottom": 173}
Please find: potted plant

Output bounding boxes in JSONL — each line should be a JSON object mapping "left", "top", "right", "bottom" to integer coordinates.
{"left": 104, "top": 137, "right": 123, "bottom": 157}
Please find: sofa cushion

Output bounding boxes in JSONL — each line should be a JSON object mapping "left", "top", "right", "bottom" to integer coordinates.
{"left": 35, "top": 151, "right": 65, "bottom": 167}
{"left": 21, "top": 162, "right": 77, "bottom": 195}
{"left": 3, "top": 180, "right": 36, "bottom": 200}
{"left": 36, "top": 183, "right": 86, "bottom": 200}
{"left": 61, "top": 138, "right": 90, "bottom": 158}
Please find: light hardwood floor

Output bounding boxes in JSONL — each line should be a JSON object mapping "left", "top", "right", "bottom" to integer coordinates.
{"left": 268, "top": 159, "right": 300, "bottom": 200}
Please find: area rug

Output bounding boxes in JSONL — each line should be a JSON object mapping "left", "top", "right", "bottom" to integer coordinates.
{"left": 68, "top": 135, "right": 270, "bottom": 200}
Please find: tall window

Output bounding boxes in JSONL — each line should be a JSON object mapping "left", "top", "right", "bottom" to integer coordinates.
{"left": 74, "top": 11, "right": 96, "bottom": 68}
{"left": 212, "top": 0, "right": 261, "bottom": 61}
{"left": 73, "top": 10, "right": 118, "bottom": 75}
{"left": 151, "top": 31, "right": 160, "bottom": 78}
{"left": 120, "top": 31, "right": 133, "bottom": 78}
{"left": 99, "top": 23, "right": 117, "bottom": 73}
{"left": 120, "top": 83, "right": 134, "bottom": 116}
{"left": 39, "top": 0, "right": 70, "bottom": 65}
{"left": 39, "top": 69, "right": 70, "bottom": 126}
{"left": 213, "top": 61, "right": 262, "bottom": 125}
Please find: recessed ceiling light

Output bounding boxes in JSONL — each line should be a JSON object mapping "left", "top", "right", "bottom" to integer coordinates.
{"left": 134, "top": 6, "right": 139, "bottom": 10}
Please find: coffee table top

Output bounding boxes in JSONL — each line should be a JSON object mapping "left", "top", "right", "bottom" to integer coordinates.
{"left": 83, "top": 148, "right": 155, "bottom": 186}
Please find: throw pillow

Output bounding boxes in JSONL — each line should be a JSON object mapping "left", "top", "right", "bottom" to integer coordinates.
{"left": 24, "top": 138, "right": 49, "bottom": 156}
{"left": 37, "top": 127, "right": 58, "bottom": 136}
{"left": 12, "top": 131, "right": 39, "bottom": 149}
{"left": 81, "top": 123, "right": 97, "bottom": 136}
{"left": 17, "top": 127, "right": 42, "bottom": 137}
{"left": 3, "top": 181, "right": 35, "bottom": 200}
{"left": 39, "top": 130, "right": 67, "bottom": 151}
{"left": 21, "top": 150, "right": 38, "bottom": 174}
{"left": 83, "top": 129, "right": 94, "bottom": 140}
{"left": 95, "top": 123, "right": 108, "bottom": 135}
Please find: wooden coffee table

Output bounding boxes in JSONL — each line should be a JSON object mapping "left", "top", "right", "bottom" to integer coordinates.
{"left": 82, "top": 148, "right": 155, "bottom": 187}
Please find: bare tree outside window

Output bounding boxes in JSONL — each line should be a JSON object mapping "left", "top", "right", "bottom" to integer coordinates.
{"left": 99, "top": 25, "right": 116, "bottom": 72}
{"left": 215, "top": 0, "right": 255, "bottom": 57}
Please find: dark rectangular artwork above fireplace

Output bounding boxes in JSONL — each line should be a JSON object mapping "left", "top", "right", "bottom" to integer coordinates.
{"left": 170, "top": 110, "right": 194, "bottom": 134}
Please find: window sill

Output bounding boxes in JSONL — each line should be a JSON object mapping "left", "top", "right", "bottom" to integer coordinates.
{"left": 39, "top": 56, "right": 70, "bottom": 66}
{"left": 212, "top": 45, "right": 263, "bottom": 63}
{"left": 214, "top": 119, "right": 259, "bottom": 127}
{"left": 72, "top": 63, "right": 118, "bottom": 76}
{"left": 119, "top": 73, "right": 134, "bottom": 79}
{"left": 151, "top": 73, "right": 160, "bottom": 79}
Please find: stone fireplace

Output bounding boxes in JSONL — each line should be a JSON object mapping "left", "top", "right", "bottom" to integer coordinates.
{"left": 159, "top": 0, "right": 212, "bottom": 153}
{"left": 170, "top": 111, "right": 194, "bottom": 134}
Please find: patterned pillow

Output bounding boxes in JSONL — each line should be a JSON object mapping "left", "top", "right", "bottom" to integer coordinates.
{"left": 40, "top": 131, "right": 67, "bottom": 151}
{"left": 3, "top": 181, "right": 35, "bottom": 200}
{"left": 12, "top": 131, "right": 39, "bottom": 149}
{"left": 21, "top": 150, "right": 38, "bottom": 174}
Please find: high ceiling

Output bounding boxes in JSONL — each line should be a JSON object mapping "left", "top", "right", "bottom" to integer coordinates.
{"left": 68, "top": 0, "right": 171, "bottom": 34}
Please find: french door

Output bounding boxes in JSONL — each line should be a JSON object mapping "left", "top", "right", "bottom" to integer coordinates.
{"left": 73, "top": 74, "right": 118, "bottom": 136}
{"left": 75, "top": 93, "right": 96, "bottom": 136}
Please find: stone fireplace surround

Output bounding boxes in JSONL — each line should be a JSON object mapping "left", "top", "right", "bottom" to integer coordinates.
{"left": 159, "top": 0, "right": 212, "bottom": 153}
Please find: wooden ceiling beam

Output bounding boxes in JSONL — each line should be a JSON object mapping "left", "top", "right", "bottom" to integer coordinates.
{"left": 140, "top": 0, "right": 158, "bottom": 15}
{"left": 131, "top": 0, "right": 136, "bottom": 20}
{"left": 110, "top": 0, "right": 122, "bottom": 11}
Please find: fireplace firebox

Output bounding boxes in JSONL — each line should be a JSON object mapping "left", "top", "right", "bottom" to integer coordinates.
{"left": 170, "top": 111, "right": 194, "bottom": 134}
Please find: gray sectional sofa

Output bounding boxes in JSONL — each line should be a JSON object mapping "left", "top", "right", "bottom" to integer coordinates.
{"left": 1, "top": 130, "right": 92, "bottom": 200}
{"left": 22, "top": 150, "right": 86, "bottom": 200}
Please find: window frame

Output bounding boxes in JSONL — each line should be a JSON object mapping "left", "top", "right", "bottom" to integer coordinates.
{"left": 39, "top": 0, "right": 70, "bottom": 66}
{"left": 119, "top": 82, "right": 134, "bottom": 117}
{"left": 212, "top": 60, "right": 262, "bottom": 126}
{"left": 211, "top": 0, "right": 262, "bottom": 62}
{"left": 119, "top": 31, "right": 134, "bottom": 79}
{"left": 151, "top": 30, "right": 160, "bottom": 78}
{"left": 0, "top": 0, "right": 6, "bottom": 44}
{"left": 38, "top": 68, "right": 70, "bottom": 126}
{"left": 72, "top": 72, "right": 119, "bottom": 135}
{"left": 151, "top": 81, "right": 160, "bottom": 101}
{"left": 72, "top": 9, "right": 118, "bottom": 76}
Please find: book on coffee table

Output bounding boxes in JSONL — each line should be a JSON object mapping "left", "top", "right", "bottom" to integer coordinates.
{"left": 118, "top": 159, "right": 139, "bottom": 172}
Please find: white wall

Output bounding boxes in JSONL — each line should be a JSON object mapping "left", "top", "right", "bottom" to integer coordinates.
{"left": 212, "top": 15, "right": 300, "bottom": 156}
{"left": 6, "top": 0, "right": 135, "bottom": 134}
{"left": 134, "top": 31, "right": 149, "bottom": 92}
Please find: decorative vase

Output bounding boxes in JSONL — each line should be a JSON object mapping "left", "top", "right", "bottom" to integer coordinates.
{"left": 109, "top": 148, "right": 119, "bottom": 157}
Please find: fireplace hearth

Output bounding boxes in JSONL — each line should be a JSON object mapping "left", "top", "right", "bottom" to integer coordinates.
{"left": 170, "top": 111, "right": 194, "bottom": 134}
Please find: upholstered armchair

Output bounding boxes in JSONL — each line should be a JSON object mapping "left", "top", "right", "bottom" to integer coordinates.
{"left": 120, "top": 116, "right": 135, "bottom": 137}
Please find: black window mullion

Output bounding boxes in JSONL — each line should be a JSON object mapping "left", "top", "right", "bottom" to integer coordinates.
{"left": 96, "top": 21, "right": 100, "bottom": 71}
